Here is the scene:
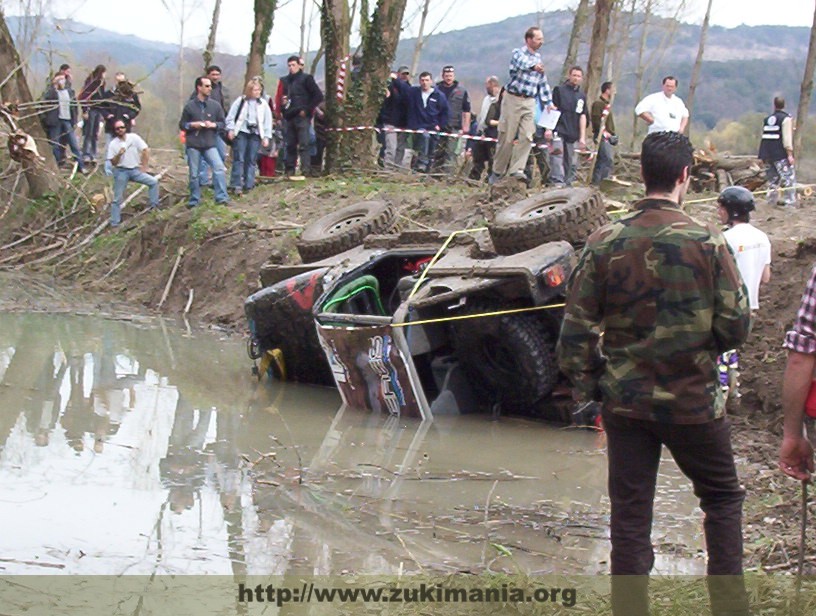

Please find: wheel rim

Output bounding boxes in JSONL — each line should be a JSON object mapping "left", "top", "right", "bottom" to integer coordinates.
{"left": 523, "top": 199, "right": 567, "bottom": 219}
{"left": 328, "top": 214, "right": 366, "bottom": 235}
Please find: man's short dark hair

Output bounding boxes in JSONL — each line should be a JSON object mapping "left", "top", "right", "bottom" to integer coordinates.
{"left": 206, "top": 65, "right": 221, "bottom": 73}
{"left": 569, "top": 66, "right": 583, "bottom": 74}
{"left": 419, "top": 71, "right": 432, "bottom": 79}
{"left": 287, "top": 55, "right": 300, "bottom": 64}
{"left": 525, "top": 26, "right": 541, "bottom": 41}
{"left": 601, "top": 81, "right": 613, "bottom": 95}
{"left": 442, "top": 65, "right": 454, "bottom": 72}
{"left": 195, "top": 76, "right": 209, "bottom": 89}
{"left": 774, "top": 96, "right": 786, "bottom": 110}
{"left": 641, "top": 131, "right": 694, "bottom": 194}
{"left": 662, "top": 75, "right": 678, "bottom": 85}
{"left": 59, "top": 63, "right": 70, "bottom": 71}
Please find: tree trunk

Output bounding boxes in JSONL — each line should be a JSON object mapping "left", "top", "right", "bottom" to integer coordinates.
{"left": 795, "top": 1, "right": 816, "bottom": 157}
{"left": 410, "top": 0, "right": 431, "bottom": 79}
{"left": 562, "top": 0, "right": 591, "bottom": 82}
{"left": 246, "top": 0, "right": 278, "bottom": 83}
{"left": 629, "top": 0, "right": 653, "bottom": 151}
{"left": 685, "top": 0, "right": 713, "bottom": 134}
{"left": 203, "top": 0, "right": 222, "bottom": 71}
{"left": 585, "top": 0, "right": 614, "bottom": 103}
{"left": 299, "top": 0, "right": 308, "bottom": 58}
{"left": 606, "top": 0, "right": 636, "bottom": 83}
{"left": 0, "top": 9, "right": 59, "bottom": 197}
{"left": 321, "top": 0, "right": 351, "bottom": 172}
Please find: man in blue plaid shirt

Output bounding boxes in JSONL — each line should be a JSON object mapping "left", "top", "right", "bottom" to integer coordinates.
{"left": 490, "top": 26, "right": 553, "bottom": 184}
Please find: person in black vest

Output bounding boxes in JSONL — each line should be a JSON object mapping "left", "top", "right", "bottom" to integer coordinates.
{"left": 280, "top": 55, "right": 324, "bottom": 176}
{"left": 433, "top": 65, "right": 471, "bottom": 172}
{"left": 550, "top": 66, "right": 588, "bottom": 187}
{"left": 758, "top": 96, "right": 796, "bottom": 207}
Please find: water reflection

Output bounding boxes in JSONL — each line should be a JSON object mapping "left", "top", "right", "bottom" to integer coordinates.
{"left": 0, "top": 313, "right": 706, "bottom": 576}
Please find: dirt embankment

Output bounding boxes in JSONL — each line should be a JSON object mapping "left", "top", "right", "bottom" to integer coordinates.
{"left": 2, "top": 158, "right": 816, "bottom": 570}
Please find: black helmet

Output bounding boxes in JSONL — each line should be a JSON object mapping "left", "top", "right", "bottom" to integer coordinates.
{"left": 718, "top": 186, "right": 755, "bottom": 218}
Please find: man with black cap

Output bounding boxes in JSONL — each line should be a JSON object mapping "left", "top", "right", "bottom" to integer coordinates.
{"left": 718, "top": 186, "right": 771, "bottom": 311}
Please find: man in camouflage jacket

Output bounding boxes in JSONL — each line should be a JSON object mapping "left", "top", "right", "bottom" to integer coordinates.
{"left": 558, "top": 131, "right": 751, "bottom": 616}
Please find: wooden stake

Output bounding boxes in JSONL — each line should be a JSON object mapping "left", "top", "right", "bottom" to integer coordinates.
{"left": 158, "top": 246, "right": 184, "bottom": 310}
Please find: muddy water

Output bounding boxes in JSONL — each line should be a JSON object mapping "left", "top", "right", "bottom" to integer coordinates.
{"left": 0, "top": 313, "right": 706, "bottom": 575}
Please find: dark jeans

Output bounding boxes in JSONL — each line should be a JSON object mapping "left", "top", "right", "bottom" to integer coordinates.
{"left": 469, "top": 139, "right": 495, "bottom": 181}
{"left": 82, "top": 109, "right": 103, "bottom": 162}
{"left": 591, "top": 138, "right": 614, "bottom": 185}
{"left": 284, "top": 114, "right": 312, "bottom": 174}
{"left": 603, "top": 409, "right": 749, "bottom": 616}
{"left": 412, "top": 131, "right": 438, "bottom": 173}
{"left": 48, "top": 120, "right": 83, "bottom": 169}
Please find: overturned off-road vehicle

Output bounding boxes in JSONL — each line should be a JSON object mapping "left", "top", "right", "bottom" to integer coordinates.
{"left": 245, "top": 188, "right": 608, "bottom": 423}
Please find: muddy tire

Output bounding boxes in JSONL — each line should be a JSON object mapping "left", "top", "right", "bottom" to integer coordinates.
{"left": 296, "top": 200, "right": 396, "bottom": 262}
{"left": 488, "top": 188, "right": 608, "bottom": 255}
{"left": 452, "top": 301, "right": 561, "bottom": 419}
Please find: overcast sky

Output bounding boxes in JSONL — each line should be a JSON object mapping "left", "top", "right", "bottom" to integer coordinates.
{"left": 23, "top": 0, "right": 816, "bottom": 56}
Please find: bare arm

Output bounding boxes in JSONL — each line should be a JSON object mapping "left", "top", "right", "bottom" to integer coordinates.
{"left": 779, "top": 351, "right": 815, "bottom": 480}
{"left": 761, "top": 264, "right": 771, "bottom": 285}
{"left": 679, "top": 115, "right": 689, "bottom": 134}
{"left": 140, "top": 147, "right": 149, "bottom": 172}
{"left": 638, "top": 111, "right": 654, "bottom": 125}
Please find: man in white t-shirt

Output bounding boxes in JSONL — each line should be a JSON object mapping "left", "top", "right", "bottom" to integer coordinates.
{"left": 717, "top": 186, "right": 771, "bottom": 402}
{"left": 634, "top": 76, "right": 689, "bottom": 134}
{"left": 105, "top": 120, "right": 159, "bottom": 227}
{"left": 718, "top": 186, "right": 771, "bottom": 310}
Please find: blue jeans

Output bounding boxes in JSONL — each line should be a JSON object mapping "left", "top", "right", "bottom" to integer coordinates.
{"left": 198, "top": 134, "right": 226, "bottom": 186}
{"left": 412, "top": 131, "right": 438, "bottom": 173}
{"left": 111, "top": 167, "right": 160, "bottom": 226}
{"left": 591, "top": 138, "right": 614, "bottom": 185}
{"left": 186, "top": 146, "right": 228, "bottom": 207}
{"left": 230, "top": 132, "right": 261, "bottom": 190}
{"left": 48, "top": 120, "right": 83, "bottom": 169}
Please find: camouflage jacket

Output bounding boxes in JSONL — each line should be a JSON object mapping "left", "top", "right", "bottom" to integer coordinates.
{"left": 557, "top": 198, "right": 751, "bottom": 424}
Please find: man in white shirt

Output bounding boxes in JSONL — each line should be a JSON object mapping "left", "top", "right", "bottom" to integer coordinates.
{"left": 635, "top": 76, "right": 689, "bottom": 134}
{"left": 717, "top": 186, "right": 771, "bottom": 403}
{"left": 105, "top": 120, "right": 159, "bottom": 227}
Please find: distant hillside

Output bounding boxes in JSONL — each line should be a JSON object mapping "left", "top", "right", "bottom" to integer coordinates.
{"left": 7, "top": 12, "right": 812, "bottom": 137}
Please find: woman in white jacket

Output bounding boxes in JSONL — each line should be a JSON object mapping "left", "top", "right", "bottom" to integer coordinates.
{"left": 225, "top": 77, "right": 273, "bottom": 195}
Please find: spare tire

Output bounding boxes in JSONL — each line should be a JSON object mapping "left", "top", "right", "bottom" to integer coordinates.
{"left": 297, "top": 200, "right": 396, "bottom": 262}
{"left": 451, "top": 300, "right": 561, "bottom": 420}
{"left": 488, "top": 188, "right": 608, "bottom": 255}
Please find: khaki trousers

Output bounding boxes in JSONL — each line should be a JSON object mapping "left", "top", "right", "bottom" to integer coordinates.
{"left": 492, "top": 93, "right": 535, "bottom": 176}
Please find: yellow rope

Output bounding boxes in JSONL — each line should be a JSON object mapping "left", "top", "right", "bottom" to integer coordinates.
{"left": 392, "top": 302, "right": 566, "bottom": 328}
{"left": 406, "top": 226, "right": 488, "bottom": 301}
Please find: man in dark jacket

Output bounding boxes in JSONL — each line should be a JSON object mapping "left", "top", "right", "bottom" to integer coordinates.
{"left": 189, "top": 65, "right": 229, "bottom": 185}
{"left": 395, "top": 71, "right": 448, "bottom": 173}
{"left": 179, "top": 76, "right": 228, "bottom": 207}
{"left": 550, "top": 66, "right": 588, "bottom": 186}
{"left": 434, "top": 65, "right": 471, "bottom": 172}
{"left": 280, "top": 56, "right": 324, "bottom": 176}
{"left": 43, "top": 73, "right": 85, "bottom": 172}
{"left": 378, "top": 69, "right": 407, "bottom": 169}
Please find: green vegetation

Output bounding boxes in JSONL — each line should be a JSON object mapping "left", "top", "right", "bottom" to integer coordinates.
{"left": 187, "top": 201, "right": 246, "bottom": 241}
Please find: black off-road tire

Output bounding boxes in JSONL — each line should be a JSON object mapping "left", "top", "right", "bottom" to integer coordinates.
{"left": 296, "top": 200, "right": 396, "bottom": 262}
{"left": 488, "top": 188, "right": 608, "bottom": 255}
{"left": 451, "top": 301, "right": 561, "bottom": 420}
